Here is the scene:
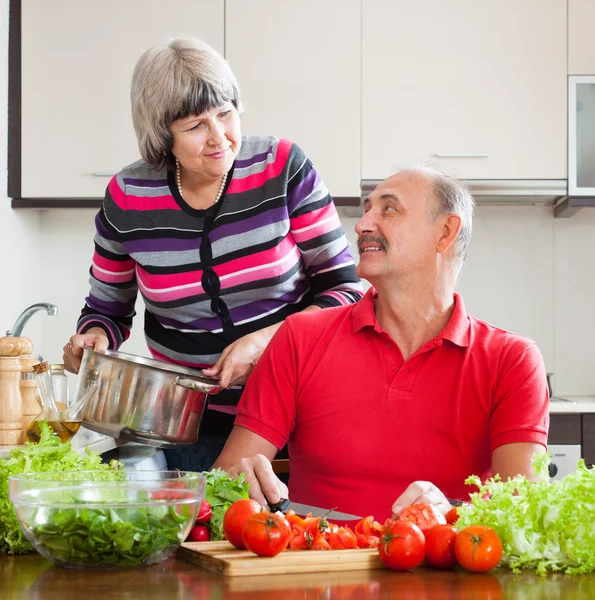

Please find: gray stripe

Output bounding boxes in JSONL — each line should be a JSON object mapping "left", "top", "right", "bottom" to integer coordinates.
{"left": 145, "top": 336, "right": 221, "bottom": 365}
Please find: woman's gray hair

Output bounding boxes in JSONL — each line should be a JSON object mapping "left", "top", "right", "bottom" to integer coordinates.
{"left": 131, "top": 37, "right": 243, "bottom": 170}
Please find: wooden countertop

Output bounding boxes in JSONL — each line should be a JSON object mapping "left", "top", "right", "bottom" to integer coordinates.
{"left": 3, "top": 554, "right": 595, "bottom": 600}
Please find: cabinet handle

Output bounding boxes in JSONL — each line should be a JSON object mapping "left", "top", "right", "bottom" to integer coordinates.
{"left": 434, "top": 153, "right": 489, "bottom": 158}
{"left": 91, "top": 172, "right": 117, "bottom": 177}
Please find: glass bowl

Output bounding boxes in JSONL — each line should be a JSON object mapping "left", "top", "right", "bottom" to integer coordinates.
{"left": 9, "top": 470, "right": 205, "bottom": 569}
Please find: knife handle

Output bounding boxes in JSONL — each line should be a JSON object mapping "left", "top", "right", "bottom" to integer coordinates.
{"left": 267, "top": 498, "right": 291, "bottom": 513}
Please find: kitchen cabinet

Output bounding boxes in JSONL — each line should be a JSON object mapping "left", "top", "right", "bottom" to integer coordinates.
{"left": 568, "top": 0, "right": 595, "bottom": 74}
{"left": 362, "top": 0, "right": 567, "bottom": 181}
{"left": 225, "top": 0, "right": 361, "bottom": 199}
{"left": 19, "top": 0, "right": 224, "bottom": 199}
{"left": 549, "top": 413, "right": 595, "bottom": 468}
{"left": 583, "top": 415, "right": 595, "bottom": 466}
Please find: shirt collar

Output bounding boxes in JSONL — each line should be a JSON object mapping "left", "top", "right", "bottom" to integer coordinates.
{"left": 352, "top": 289, "right": 470, "bottom": 347}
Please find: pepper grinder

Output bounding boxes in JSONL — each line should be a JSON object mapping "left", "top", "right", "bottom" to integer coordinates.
{"left": 0, "top": 331, "right": 25, "bottom": 445}
{"left": 19, "top": 338, "right": 41, "bottom": 439}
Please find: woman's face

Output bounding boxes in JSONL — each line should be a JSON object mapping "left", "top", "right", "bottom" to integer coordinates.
{"left": 170, "top": 102, "right": 241, "bottom": 181}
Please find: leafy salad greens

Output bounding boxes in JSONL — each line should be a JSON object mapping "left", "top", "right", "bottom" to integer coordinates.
{"left": 457, "top": 452, "right": 595, "bottom": 575}
{"left": 0, "top": 421, "right": 123, "bottom": 555}
{"left": 203, "top": 468, "right": 250, "bottom": 540}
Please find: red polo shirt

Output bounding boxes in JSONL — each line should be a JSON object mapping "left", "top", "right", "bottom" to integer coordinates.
{"left": 235, "top": 289, "right": 549, "bottom": 521}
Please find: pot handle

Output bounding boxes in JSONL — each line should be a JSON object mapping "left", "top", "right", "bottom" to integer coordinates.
{"left": 173, "top": 376, "right": 220, "bottom": 394}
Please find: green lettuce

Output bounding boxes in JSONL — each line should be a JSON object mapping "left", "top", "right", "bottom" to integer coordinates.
{"left": 203, "top": 468, "right": 250, "bottom": 540}
{"left": 457, "top": 452, "right": 595, "bottom": 575}
{"left": 0, "top": 421, "right": 123, "bottom": 555}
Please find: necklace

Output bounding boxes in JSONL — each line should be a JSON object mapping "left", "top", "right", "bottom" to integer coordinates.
{"left": 175, "top": 157, "right": 228, "bottom": 205}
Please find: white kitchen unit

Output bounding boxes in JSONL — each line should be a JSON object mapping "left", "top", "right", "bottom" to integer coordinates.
{"left": 568, "top": 76, "right": 595, "bottom": 195}
{"left": 225, "top": 0, "right": 361, "bottom": 198}
{"left": 568, "top": 0, "right": 595, "bottom": 75}
{"left": 362, "top": 0, "right": 567, "bottom": 181}
{"left": 20, "top": 0, "right": 224, "bottom": 199}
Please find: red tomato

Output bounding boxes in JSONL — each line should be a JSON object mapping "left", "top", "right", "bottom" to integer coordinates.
{"left": 455, "top": 525, "right": 503, "bottom": 573}
{"left": 397, "top": 503, "right": 446, "bottom": 535}
{"left": 425, "top": 524, "right": 458, "bottom": 569}
{"left": 328, "top": 524, "right": 358, "bottom": 550}
{"left": 242, "top": 510, "right": 292, "bottom": 557}
{"left": 285, "top": 510, "right": 309, "bottom": 549}
{"left": 378, "top": 519, "right": 425, "bottom": 571}
{"left": 195, "top": 500, "right": 212, "bottom": 524}
{"left": 445, "top": 506, "right": 460, "bottom": 525}
{"left": 222, "top": 498, "right": 262, "bottom": 549}
{"left": 187, "top": 524, "right": 210, "bottom": 542}
{"left": 354, "top": 516, "right": 383, "bottom": 548}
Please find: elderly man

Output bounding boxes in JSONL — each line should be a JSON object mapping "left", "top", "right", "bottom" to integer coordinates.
{"left": 213, "top": 168, "right": 549, "bottom": 521}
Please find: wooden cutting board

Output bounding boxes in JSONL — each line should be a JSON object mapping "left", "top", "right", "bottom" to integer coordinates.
{"left": 176, "top": 541, "right": 383, "bottom": 577}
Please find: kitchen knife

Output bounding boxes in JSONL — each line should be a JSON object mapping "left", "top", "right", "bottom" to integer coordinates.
{"left": 267, "top": 498, "right": 362, "bottom": 520}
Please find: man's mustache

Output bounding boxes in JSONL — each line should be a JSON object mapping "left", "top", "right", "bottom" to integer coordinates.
{"left": 357, "top": 235, "right": 388, "bottom": 254}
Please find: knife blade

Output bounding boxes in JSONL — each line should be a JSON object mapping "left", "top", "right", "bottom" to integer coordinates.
{"left": 268, "top": 498, "right": 362, "bottom": 521}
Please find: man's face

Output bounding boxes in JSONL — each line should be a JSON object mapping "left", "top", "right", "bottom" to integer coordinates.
{"left": 355, "top": 171, "right": 444, "bottom": 284}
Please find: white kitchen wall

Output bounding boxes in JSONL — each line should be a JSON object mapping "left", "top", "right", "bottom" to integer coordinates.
{"left": 2, "top": 0, "right": 594, "bottom": 397}
{"left": 0, "top": 0, "right": 43, "bottom": 351}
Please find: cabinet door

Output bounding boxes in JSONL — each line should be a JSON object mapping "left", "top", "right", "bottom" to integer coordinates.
{"left": 225, "top": 0, "right": 361, "bottom": 198}
{"left": 583, "top": 414, "right": 595, "bottom": 467}
{"left": 569, "top": 0, "right": 595, "bottom": 74}
{"left": 362, "top": 0, "right": 567, "bottom": 181}
{"left": 21, "top": 0, "right": 224, "bottom": 198}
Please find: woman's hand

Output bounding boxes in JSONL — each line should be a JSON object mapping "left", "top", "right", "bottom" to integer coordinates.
{"left": 62, "top": 328, "right": 109, "bottom": 374}
{"left": 202, "top": 326, "right": 279, "bottom": 388}
{"left": 391, "top": 481, "right": 452, "bottom": 519}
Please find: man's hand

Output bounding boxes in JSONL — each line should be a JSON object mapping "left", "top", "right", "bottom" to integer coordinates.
{"left": 391, "top": 481, "right": 452, "bottom": 519}
{"left": 225, "top": 454, "right": 289, "bottom": 508}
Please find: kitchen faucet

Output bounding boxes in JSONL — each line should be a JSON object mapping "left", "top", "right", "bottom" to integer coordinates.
{"left": 11, "top": 303, "right": 58, "bottom": 337}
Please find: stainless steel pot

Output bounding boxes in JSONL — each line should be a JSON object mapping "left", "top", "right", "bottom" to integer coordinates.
{"left": 74, "top": 348, "right": 221, "bottom": 447}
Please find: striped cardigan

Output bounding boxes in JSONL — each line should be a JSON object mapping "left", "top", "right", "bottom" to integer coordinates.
{"left": 78, "top": 136, "right": 363, "bottom": 372}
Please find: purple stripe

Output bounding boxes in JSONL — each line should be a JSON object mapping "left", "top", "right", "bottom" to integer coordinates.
{"left": 86, "top": 295, "right": 135, "bottom": 317}
{"left": 211, "top": 205, "right": 288, "bottom": 242}
{"left": 123, "top": 236, "right": 202, "bottom": 253}
{"left": 96, "top": 212, "right": 118, "bottom": 241}
{"left": 287, "top": 167, "right": 320, "bottom": 214}
{"left": 77, "top": 314, "right": 122, "bottom": 348}
{"left": 234, "top": 147, "right": 272, "bottom": 169}
{"left": 309, "top": 246, "right": 354, "bottom": 275}
{"left": 122, "top": 178, "right": 168, "bottom": 188}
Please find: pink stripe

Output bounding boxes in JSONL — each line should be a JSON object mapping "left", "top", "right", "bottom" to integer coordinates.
{"left": 227, "top": 140, "right": 291, "bottom": 195}
{"left": 290, "top": 203, "right": 336, "bottom": 230}
{"left": 92, "top": 265, "right": 134, "bottom": 284}
{"left": 93, "top": 251, "right": 134, "bottom": 273}
{"left": 137, "top": 270, "right": 205, "bottom": 303}
{"left": 215, "top": 236, "right": 295, "bottom": 277}
{"left": 108, "top": 176, "right": 180, "bottom": 211}
{"left": 320, "top": 291, "right": 349, "bottom": 305}
{"left": 219, "top": 246, "right": 301, "bottom": 289}
{"left": 291, "top": 212, "right": 342, "bottom": 245}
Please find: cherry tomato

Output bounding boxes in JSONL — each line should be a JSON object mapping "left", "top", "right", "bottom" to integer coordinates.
{"left": 354, "top": 516, "right": 383, "bottom": 548}
{"left": 397, "top": 503, "right": 446, "bottom": 535}
{"left": 222, "top": 498, "right": 262, "bottom": 549}
{"left": 425, "top": 524, "right": 458, "bottom": 569}
{"left": 445, "top": 506, "right": 460, "bottom": 525}
{"left": 455, "top": 525, "right": 503, "bottom": 573}
{"left": 242, "top": 510, "right": 292, "bottom": 557}
{"left": 187, "top": 524, "right": 210, "bottom": 542}
{"left": 195, "top": 499, "right": 212, "bottom": 524}
{"left": 378, "top": 519, "right": 425, "bottom": 571}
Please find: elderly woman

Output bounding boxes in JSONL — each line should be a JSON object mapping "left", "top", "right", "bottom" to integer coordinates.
{"left": 62, "top": 37, "right": 363, "bottom": 471}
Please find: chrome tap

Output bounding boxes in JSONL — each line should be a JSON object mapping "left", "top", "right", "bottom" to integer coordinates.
{"left": 12, "top": 303, "right": 58, "bottom": 337}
